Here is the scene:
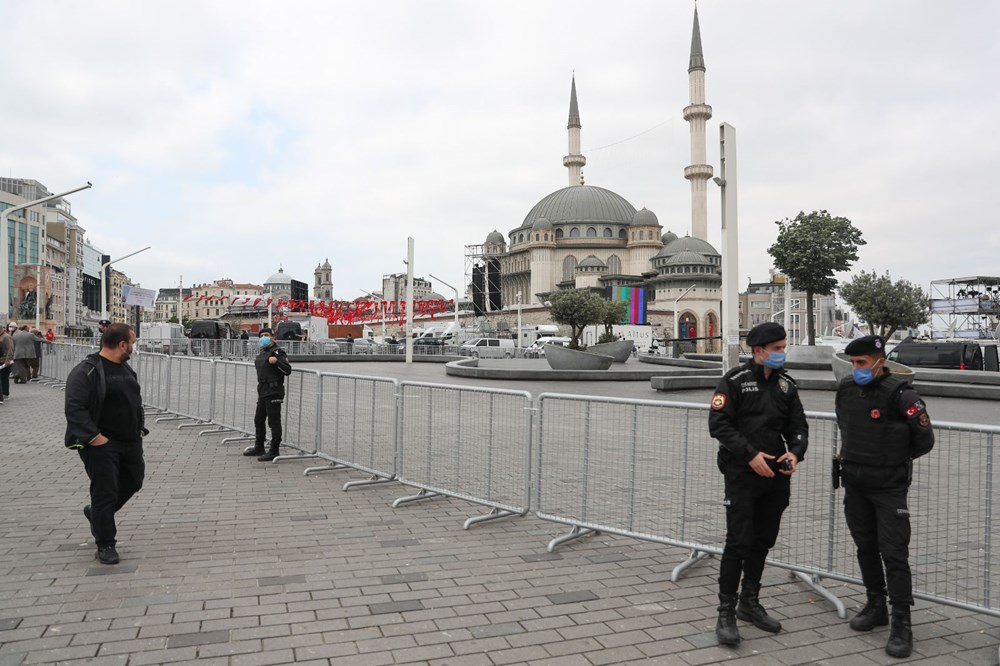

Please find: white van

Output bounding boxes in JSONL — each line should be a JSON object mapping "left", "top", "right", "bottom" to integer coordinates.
{"left": 525, "top": 336, "right": 572, "bottom": 358}
{"left": 460, "top": 337, "right": 516, "bottom": 358}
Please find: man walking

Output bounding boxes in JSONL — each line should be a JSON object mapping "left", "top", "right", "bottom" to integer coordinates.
{"left": 708, "top": 322, "right": 808, "bottom": 646}
{"left": 835, "top": 335, "right": 934, "bottom": 658}
{"left": 11, "top": 324, "right": 36, "bottom": 384}
{"left": 243, "top": 327, "right": 292, "bottom": 462}
{"left": 64, "top": 324, "right": 148, "bottom": 565}
{"left": 0, "top": 325, "right": 13, "bottom": 402}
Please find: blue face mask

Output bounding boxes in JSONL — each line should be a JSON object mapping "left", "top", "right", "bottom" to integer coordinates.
{"left": 762, "top": 351, "right": 786, "bottom": 369}
{"left": 852, "top": 360, "right": 882, "bottom": 386}
{"left": 259, "top": 336, "right": 271, "bottom": 347}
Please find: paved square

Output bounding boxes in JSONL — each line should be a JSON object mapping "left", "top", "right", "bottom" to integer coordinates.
{"left": 1, "top": 381, "right": 998, "bottom": 665}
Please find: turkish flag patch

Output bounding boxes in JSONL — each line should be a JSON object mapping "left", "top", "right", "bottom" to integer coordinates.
{"left": 711, "top": 393, "right": 727, "bottom": 410}
{"left": 870, "top": 409, "right": 881, "bottom": 420}
{"left": 906, "top": 404, "right": 922, "bottom": 417}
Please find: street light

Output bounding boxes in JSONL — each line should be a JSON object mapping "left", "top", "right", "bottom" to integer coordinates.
{"left": 101, "top": 246, "right": 151, "bottom": 321}
{"left": 715, "top": 122, "right": 740, "bottom": 372}
{"left": 674, "top": 283, "right": 697, "bottom": 358}
{"left": 0, "top": 182, "right": 92, "bottom": 323}
{"left": 515, "top": 291, "right": 523, "bottom": 348}
{"left": 427, "top": 273, "right": 460, "bottom": 334}
{"left": 360, "top": 289, "right": 387, "bottom": 343}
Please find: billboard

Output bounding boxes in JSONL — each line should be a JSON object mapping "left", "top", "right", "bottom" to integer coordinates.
{"left": 613, "top": 286, "right": 647, "bottom": 324}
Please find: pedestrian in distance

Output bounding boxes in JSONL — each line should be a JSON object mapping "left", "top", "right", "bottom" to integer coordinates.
{"left": 45, "top": 328, "right": 55, "bottom": 343}
{"left": 30, "top": 329, "right": 43, "bottom": 379}
{"left": 11, "top": 324, "right": 36, "bottom": 384}
{"left": 0, "top": 325, "right": 13, "bottom": 402}
{"left": 243, "top": 327, "right": 292, "bottom": 462}
{"left": 98, "top": 319, "right": 111, "bottom": 336}
{"left": 64, "top": 324, "right": 148, "bottom": 565}
{"left": 708, "top": 322, "right": 808, "bottom": 646}
{"left": 834, "top": 335, "right": 934, "bottom": 658}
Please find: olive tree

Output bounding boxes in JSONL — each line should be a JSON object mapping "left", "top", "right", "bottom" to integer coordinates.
{"left": 839, "top": 270, "right": 929, "bottom": 340}
{"left": 548, "top": 290, "right": 608, "bottom": 349}
{"left": 768, "top": 210, "right": 865, "bottom": 345}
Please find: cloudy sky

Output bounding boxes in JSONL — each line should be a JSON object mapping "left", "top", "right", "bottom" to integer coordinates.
{"left": 2, "top": 1, "right": 997, "bottom": 304}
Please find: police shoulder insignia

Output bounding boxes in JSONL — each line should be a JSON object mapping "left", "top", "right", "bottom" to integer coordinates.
{"left": 777, "top": 377, "right": 790, "bottom": 393}
{"left": 870, "top": 408, "right": 881, "bottom": 420}
{"left": 918, "top": 412, "right": 931, "bottom": 428}
{"left": 711, "top": 393, "right": 727, "bottom": 410}
{"left": 905, "top": 401, "right": 924, "bottom": 418}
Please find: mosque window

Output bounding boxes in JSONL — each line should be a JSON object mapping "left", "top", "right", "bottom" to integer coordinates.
{"left": 562, "top": 255, "right": 578, "bottom": 281}
{"left": 603, "top": 228, "right": 612, "bottom": 238}
{"left": 570, "top": 227, "right": 580, "bottom": 238}
{"left": 518, "top": 233, "right": 524, "bottom": 243}
{"left": 535, "top": 234, "right": 539, "bottom": 241}
{"left": 555, "top": 229, "right": 563, "bottom": 239}
{"left": 607, "top": 255, "right": 621, "bottom": 275}
{"left": 586, "top": 227, "right": 597, "bottom": 237}
{"left": 619, "top": 229, "right": 626, "bottom": 239}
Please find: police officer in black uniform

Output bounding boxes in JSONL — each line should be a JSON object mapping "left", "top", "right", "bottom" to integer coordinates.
{"left": 709, "top": 322, "right": 808, "bottom": 646}
{"left": 243, "top": 327, "right": 292, "bottom": 462}
{"left": 835, "top": 335, "right": 934, "bottom": 658}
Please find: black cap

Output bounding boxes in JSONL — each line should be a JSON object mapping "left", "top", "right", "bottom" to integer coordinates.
{"left": 746, "top": 322, "right": 787, "bottom": 348}
{"left": 845, "top": 335, "right": 886, "bottom": 356}
{"left": 259, "top": 327, "right": 273, "bottom": 335}
{"left": 98, "top": 319, "right": 111, "bottom": 326}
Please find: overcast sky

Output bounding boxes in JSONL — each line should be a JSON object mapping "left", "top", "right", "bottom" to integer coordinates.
{"left": 2, "top": 1, "right": 997, "bottom": 304}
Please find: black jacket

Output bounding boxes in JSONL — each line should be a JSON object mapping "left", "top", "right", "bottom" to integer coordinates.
{"left": 255, "top": 343, "right": 292, "bottom": 397}
{"left": 64, "top": 353, "right": 147, "bottom": 449}
{"left": 709, "top": 361, "right": 809, "bottom": 465}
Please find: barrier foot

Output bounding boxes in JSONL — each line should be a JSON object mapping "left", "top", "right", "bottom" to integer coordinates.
{"left": 343, "top": 474, "right": 397, "bottom": 491}
{"left": 198, "top": 427, "right": 232, "bottom": 437}
{"left": 155, "top": 415, "right": 188, "bottom": 423}
{"left": 547, "top": 525, "right": 597, "bottom": 553}
{"left": 303, "top": 462, "right": 350, "bottom": 476}
{"left": 670, "top": 549, "right": 713, "bottom": 582}
{"left": 220, "top": 435, "right": 254, "bottom": 445}
{"left": 392, "top": 489, "right": 441, "bottom": 508}
{"left": 178, "top": 421, "right": 209, "bottom": 430}
{"left": 792, "top": 571, "right": 847, "bottom": 619}
{"left": 271, "top": 452, "right": 319, "bottom": 464}
{"left": 464, "top": 507, "right": 520, "bottom": 530}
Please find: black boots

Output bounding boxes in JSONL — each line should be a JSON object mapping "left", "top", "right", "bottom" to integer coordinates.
{"left": 257, "top": 445, "right": 280, "bottom": 462}
{"left": 886, "top": 606, "right": 913, "bottom": 658}
{"left": 850, "top": 593, "right": 889, "bottom": 631}
{"left": 736, "top": 582, "right": 782, "bottom": 633}
{"left": 716, "top": 593, "right": 741, "bottom": 645}
{"left": 243, "top": 443, "right": 265, "bottom": 456}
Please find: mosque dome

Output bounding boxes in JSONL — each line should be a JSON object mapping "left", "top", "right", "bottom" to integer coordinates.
{"left": 654, "top": 234, "right": 720, "bottom": 259}
{"left": 264, "top": 267, "right": 292, "bottom": 285}
{"left": 517, "top": 185, "right": 636, "bottom": 231}
{"left": 427, "top": 291, "right": 445, "bottom": 301}
{"left": 632, "top": 208, "right": 659, "bottom": 227}
{"left": 531, "top": 216, "right": 553, "bottom": 231}
{"left": 661, "top": 230, "right": 678, "bottom": 244}
{"left": 577, "top": 255, "right": 607, "bottom": 269}
{"left": 664, "top": 250, "right": 712, "bottom": 266}
{"left": 485, "top": 230, "right": 505, "bottom": 244}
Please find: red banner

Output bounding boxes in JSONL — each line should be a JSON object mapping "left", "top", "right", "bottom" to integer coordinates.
{"left": 180, "top": 295, "right": 453, "bottom": 325}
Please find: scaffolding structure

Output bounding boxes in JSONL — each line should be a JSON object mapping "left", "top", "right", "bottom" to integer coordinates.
{"left": 928, "top": 276, "right": 1000, "bottom": 339}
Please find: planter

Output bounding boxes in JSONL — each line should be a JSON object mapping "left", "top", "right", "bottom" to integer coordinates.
{"left": 544, "top": 344, "right": 615, "bottom": 370}
{"left": 587, "top": 340, "right": 634, "bottom": 363}
{"left": 832, "top": 353, "right": 915, "bottom": 385}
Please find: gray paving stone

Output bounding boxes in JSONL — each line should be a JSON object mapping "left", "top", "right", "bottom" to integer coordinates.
{"left": 368, "top": 599, "right": 424, "bottom": 615}
{"left": 164, "top": 629, "right": 232, "bottom": 648}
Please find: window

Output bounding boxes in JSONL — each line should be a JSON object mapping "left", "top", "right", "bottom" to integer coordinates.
{"left": 607, "top": 255, "right": 622, "bottom": 275}
{"left": 562, "top": 255, "right": 578, "bottom": 281}
{"left": 555, "top": 229, "right": 564, "bottom": 239}
{"left": 603, "top": 227, "right": 612, "bottom": 237}
{"left": 535, "top": 234, "right": 539, "bottom": 241}
{"left": 586, "top": 227, "right": 597, "bottom": 237}
{"left": 789, "top": 299, "right": 801, "bottom": 310}
{"left": 750, "top": 300, "right": 769, "bottom": 308}
{"left": 619, "top": 229, "right": 626, "bottom": 239}
{"left": 570, "top": 227, "right": 580, "bottom": 238}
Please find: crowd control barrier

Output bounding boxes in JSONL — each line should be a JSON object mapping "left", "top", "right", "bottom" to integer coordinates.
{"left": 393, "top": 382, "right": 533, "bottom": 529}
{"left": 303, "top": 373, "right": 400, "bottom": 490}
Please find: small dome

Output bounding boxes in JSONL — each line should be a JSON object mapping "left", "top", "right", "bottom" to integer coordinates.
{"left": 661, "top": 230, "right": 678, "bottom": 244}
{"left": 264, "top": 267, "right": 292, "bottom": 285}
{"left": 531, "top": 216, "right": 553, "bottom": 231}
{"left": 632, "top": 208, "right": 659, "bottom": 226}
{"left": 577, "top": 255, "right": 607, "bottom": 269}
{"left": 485, "top": 230, "right": 505, "bottom": 244}
{"left": 664, "top": 250, "right": 713, "bottom": 266}
{"left": 427, "top": 291, "right": 445, "bottom": 301}
{"left": 322, "top": 258, "right": 331, "bottom": 269}
{"left": 654, "top": 234, "right": 720, "bottom": 259}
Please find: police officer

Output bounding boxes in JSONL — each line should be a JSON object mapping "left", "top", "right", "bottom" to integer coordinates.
{"left": 243, "top": 327, "right": 292, "bottom": 462}
{"left": 835, "top": 335, "right": 934, "bottom": 658}
{"left": 709, "top": 322, "right": 808, "bottom": 646}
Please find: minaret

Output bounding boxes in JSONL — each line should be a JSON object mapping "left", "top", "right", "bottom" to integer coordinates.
{"left": 683, "top": 6, "right": 713, "bottom": 241}
{"left": 563, "top": 75, "right": 586, "bottom": 187}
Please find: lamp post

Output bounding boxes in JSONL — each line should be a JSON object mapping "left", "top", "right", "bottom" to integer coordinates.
{"left": 673, "top": 283, "right": 697, "bottom": 358}
{"left": 1, "top": 182, "right": 92, "bottom": 323}
{"left": 360, "top": 289, "right": 387, "bottom": 342}
{"left": 101, "top": 246, "right": 151, "bottom": 322}
{"left": 516, "top": 291, "right": 523, "bottom": 348}
{"left": 405, "top": 237, "right": 414, "bottom": 364}
{"left": 714, "top": 122, "right": 740, "bottom": 372}
{"left": 427, "top": 273, "right": 460, "bottom": 334}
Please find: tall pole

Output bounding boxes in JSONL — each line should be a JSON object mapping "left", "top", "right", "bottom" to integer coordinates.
{"left": 101, "top": 245, "right": 150, "bottom": 321}
{"left": 34, "top": 264, "right": 41, "bottom": 330}
{"left": 718, "top": 122, "right": 740, "bottom": 372}
{"left": 178, "top": 275, "right": 184, "bottom": 329}
{"left": 405, "top": 237, "right": 414, "bottom": 365}
{"left": 516, "top": 291, "right": 522, "bottom": 348}
{"left": 785, "top": 274, "right": 793, "bottom": 344}
{"left": 0, "top": 182, "right": 91, "bottom": 323}
{"left": 427, "top": 273, "right": 460, "bottom": 333}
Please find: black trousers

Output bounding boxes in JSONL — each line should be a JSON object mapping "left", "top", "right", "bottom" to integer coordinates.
{"left": 718, "top": 460, "right": 791, "bottom": 596}
{"left": 253, "top": 394, "right": 283, "bottom": 448}
{"left": 0, "top": 364, "right": 9, "bottom": 397}
{"left": 78, "top": 440, "right": 145, "bottom": 547}
{"left": 844, "top": 482, "right": 913, "bottom": 606}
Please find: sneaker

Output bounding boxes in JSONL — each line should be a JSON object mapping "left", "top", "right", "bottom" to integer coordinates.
{"left": 95, "top": 545, "right": 119, "bottom": 565}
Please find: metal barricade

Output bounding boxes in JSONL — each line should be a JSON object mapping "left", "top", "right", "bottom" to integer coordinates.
{"left": 393, "top": 382, "right": 532, "bottom": 529}
{"left": 135, "top": 352, "right": 171, "bottom": 412}
{"left": 155, "top": 356, "right": 215, "bottom": 425}
{"left": 303, "top": 373, "right": 399, "bottom": 490}
{"left": 271, "top": 368, "right": 321, "bottom": 461}
{"left": 533, "top": 392, "right": 1000, "bottom": 619}
{"left": 210, "top": 360, "right": 258, "bottom": 443}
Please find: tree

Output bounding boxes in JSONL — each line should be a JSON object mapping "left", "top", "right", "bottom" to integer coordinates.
{"left": 599, "top": 300, "right": 629, "bottom": 343}
{"left": 839, "top": 270, "right": 929, "bottom": 340}
{"left": 548, "top": 290, "right": 608, "bottom": 349}
{"left": 768, "top": 210, "right": 865, "bottom": 345}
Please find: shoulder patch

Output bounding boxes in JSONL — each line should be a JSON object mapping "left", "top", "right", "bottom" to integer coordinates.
{"left": 918, "top": 412, "right": 931, "bottom": 428}
{"left": 905, "top": 400, "right": 926, "bottom": 418}
{"left": 777, "top": 377, "right": 790, "bottom": 394}
{"left": 711, "top": 393, "right": 727, "bottom": 410}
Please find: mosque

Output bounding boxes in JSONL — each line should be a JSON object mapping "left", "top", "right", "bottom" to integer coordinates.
{"left": 474, "top": 7, "right": 723, "bottom": 347}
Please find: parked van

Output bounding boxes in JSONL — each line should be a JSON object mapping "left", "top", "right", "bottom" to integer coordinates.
{"left": 525, "top": 336, "right": 572, "bottom": 358}
{"left": 188, "top": 320, "right": 232, "bottom": 339}
{"left": 460, "top": 337, "right": 516, "bottom": 358}
{"left": 887, "top": 341, "right": 985, "bottom": 371}
{"left": 275, "top": 320, "right": 304, "bottom": 341}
